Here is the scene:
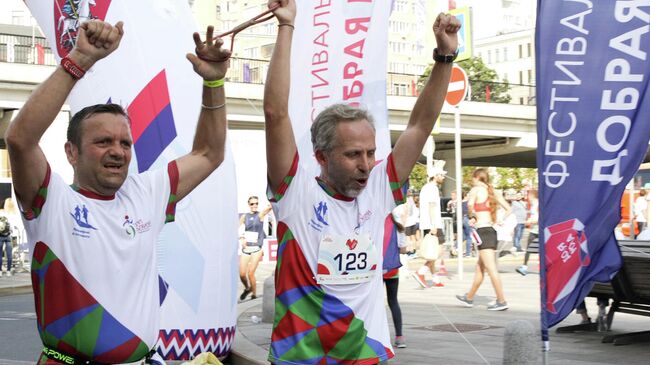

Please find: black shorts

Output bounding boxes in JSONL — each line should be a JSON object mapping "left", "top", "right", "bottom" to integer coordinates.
{"left": 405, "top": 225, "right": 417, "bottom": 236}
{"left": 422, "top": 229, "right": 445, "bottom": 244}
{"left": 477, "top": 227, "right": 498, "bottom": 250}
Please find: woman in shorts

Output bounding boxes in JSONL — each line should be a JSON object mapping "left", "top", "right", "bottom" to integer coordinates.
{"left": 239, "top": 196, "right": 272, "bottom": 301}
{"left": 456, "top": 168, "right": 511, "bottom": 311}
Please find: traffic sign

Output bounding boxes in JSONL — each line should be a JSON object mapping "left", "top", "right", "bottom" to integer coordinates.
{"left": 445, "top": 64, "right": 468, "bottom": 106}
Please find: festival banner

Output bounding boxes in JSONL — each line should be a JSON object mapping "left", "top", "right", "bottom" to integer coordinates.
{"left": 536, "top": 0, "right": 650, "bottom": 345}
{"left": 25, "top": 0, "right": 238, "bottom": 360}
{"left": 290, "top": 1, "right": 393, "bottom": 171}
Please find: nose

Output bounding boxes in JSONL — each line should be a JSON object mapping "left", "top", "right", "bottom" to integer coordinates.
{"left": 108, "top": 142, "right": 126, "bottom": 160}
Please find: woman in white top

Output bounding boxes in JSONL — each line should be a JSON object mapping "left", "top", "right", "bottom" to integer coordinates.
{"left": 456, "top": 168, "right": 511, "bottom": 311}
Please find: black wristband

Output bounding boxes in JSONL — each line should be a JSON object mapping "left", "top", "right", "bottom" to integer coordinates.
{"left": 433, "top": 48, "right": 458, "bottom": 63}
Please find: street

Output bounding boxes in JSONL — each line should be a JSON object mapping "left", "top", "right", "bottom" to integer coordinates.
{"left": 0, "top": 293, "right": 41, "bottom": 364}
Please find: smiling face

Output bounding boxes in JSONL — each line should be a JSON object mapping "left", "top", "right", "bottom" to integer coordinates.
{"left": 316, "top": 119, "right": 376, "bottom": 198}
{"left": 65, "top": 112, "right": 133, "bottom": 196}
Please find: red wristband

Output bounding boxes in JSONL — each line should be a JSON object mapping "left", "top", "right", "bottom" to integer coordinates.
{"left": 60, "top": 57, "right": 86, "bottom": 80}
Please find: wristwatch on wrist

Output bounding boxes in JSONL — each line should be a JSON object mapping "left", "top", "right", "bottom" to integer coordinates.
{"left": 433, "top": 48, "right": 459, "bottom": 63}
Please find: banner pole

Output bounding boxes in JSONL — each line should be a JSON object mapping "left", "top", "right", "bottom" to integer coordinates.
{"left": 454, "top": 106, "right": 463, "bottom": 280}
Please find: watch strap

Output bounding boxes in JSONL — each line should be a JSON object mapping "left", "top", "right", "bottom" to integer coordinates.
{"left": 433, "top": 48, "right": 458, "bottom": 63}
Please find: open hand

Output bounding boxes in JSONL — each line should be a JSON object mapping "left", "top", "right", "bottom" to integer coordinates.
{"left": 186, "top": 26, "right": 230, "bottom": 80}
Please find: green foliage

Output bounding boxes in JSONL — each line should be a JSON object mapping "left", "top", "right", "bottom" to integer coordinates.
{"left": 417, "top": 57, "right": 511, "bottom": 103}
{"left": 493, "top": 167, "right": 538, "bottom": 191}
{"left": 408, "top": 163, "right": 428, "bottom": 192}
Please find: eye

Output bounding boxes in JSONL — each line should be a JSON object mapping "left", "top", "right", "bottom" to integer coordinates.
{"left": 121, "top": 141, "right": 132, "bottom": 149}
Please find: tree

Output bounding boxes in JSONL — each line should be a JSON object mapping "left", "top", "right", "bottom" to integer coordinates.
{"left": 407, "top": 163, "right": 428, "bottom": 192}
{"left": 417, "top": 57, "right": 511, "bottom": 103}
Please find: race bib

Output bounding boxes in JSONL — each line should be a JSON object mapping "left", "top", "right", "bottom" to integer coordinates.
{"left": 244, "top": 231, "right": 259, "bottom": 243}
{"left": 316, "top": 233, "right": 378, "bottom": 285}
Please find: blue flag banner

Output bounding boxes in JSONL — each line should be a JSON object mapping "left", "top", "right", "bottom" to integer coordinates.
{"left": 536, "top": 0, "right": 650, "bottom": 341}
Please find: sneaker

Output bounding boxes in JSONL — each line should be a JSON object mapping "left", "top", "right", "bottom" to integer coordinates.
{"left": 455, "top": 294, "right": 474, "bottom": 307}
{"left": 487, "top": 301, "right": 509, "bottom": 311}
{"left": 515, "top": 266, "right": 528, "bottom": 276}
{"left": 412, "top": 272, "right": 428, "bottom": 288}
{"left": 437, "top": 267, "right": 448, "bottom": 276}
{"left": 394, "top": 336, "right": 407, "bottom": 348}
{"left": 432, "top": 282, "right": 444, "bottom": 287}
{"left": 5, "top": 271, "right": 11, "bottom": 277}
{"left": 580, "top": 317, "right": 592, "bottom": 325}
{"left": 239, "top": 288, "right": 251, "bottom": 301}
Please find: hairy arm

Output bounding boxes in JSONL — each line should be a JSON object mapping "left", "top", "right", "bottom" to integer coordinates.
{"left": 263, "top": 0, "right": 297, "bottom": 194}
{"left": 4, "top": 21, "right": 124, "bottom": 209}
{"left": 391, "top": 14, "right": 460, "bottom": 183}
{"left": 174, "top": 27, "right": 231, "bottom": 201}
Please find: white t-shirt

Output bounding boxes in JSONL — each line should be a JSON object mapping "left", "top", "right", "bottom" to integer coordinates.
{"left": 267, "top": 154, "right": 403, "bottom": 365}
{"left": 634, "top": 196, "right": 647, "bottom": 222}
{"left": 23, "top": 163, "right": 177, "bottom": 362}
{"left": 419, "top": 181, "right": 442, "bottom": 231}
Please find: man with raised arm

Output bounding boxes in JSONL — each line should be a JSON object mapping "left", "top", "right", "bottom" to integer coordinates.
{"left": 262, "top": 1, "right": 460, "bottom": 363}
{"left": 4, "top": 20, "right": 230, "bottom": 364}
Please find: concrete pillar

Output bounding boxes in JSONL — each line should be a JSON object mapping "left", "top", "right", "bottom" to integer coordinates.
{"left": 503, "top": 320, "right": 539, "bottom": 365}
{"left": 262, "top": 272, "right": 275, "bottom": 323}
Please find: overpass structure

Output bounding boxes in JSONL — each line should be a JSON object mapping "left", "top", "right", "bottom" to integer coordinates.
{"left": 0, "top": 61, "right": 539, "bottom": 178}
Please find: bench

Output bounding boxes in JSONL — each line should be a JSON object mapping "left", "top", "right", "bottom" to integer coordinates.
{"left": 556, "top": 239, "right": 650, "bottom": 346}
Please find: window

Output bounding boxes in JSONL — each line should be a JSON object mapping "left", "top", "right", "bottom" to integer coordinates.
{"left": 487, "top": 50, "right": 492, "bottom": 64}
{"left": 12, "top": 11, "right": 25, "bottom": 26}
{"left": 527, "top": 43, "right": 532, "bottom": 57}
{"left": 528, "top": 69, "right": 534, "bottom": 84}
{"left": 394, "top": 1, "right": 408, "bottom": 12}
{"left": 495, "top": 49, "right": 500, "bottom": 63}
{"left": 519, "top": 71, "right": 523, "bottom": 84}
{"left": 503, "top": 47, "right": 508, "bottom": 61}
{"left": 518, "top": 44, "right": 523, "bottom": 58}
{"left": 392, "top": 83, "right": 409, "bottom": 96}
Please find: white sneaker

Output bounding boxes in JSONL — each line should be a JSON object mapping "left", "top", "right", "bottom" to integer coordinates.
{"left": 6, "top": 271, "right": 11, "bottom": 277}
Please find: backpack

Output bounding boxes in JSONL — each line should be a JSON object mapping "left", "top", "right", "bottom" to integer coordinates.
{"left": 0, "top": 216, "right": 11, "bottom": 237}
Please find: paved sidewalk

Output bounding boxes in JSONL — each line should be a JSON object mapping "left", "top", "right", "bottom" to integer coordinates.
{"left": 234, "top": 256, "right": 650, "bottom": 364}
{"left": 3, "top": 257, "right": 649, "bottom": 364}
{"left": 0, "top": 271, "right": 31, "bottom": 296}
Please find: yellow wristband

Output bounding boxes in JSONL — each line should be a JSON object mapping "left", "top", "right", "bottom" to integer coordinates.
{"left": 203, "top": 78, "right": 225, "bottom": 88}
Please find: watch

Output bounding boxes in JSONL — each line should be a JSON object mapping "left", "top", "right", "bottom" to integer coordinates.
{"left": 433, "top": 48, "right": 458, "bottom": 63}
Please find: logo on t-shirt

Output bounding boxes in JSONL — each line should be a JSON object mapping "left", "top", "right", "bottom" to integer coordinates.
{"left": 70, "top": 204, "right": 97, "bottom": 238}
{"left": 123, "top": 214, "right": 152, "bottom": 238}
{"left": 309, "top": 201, "right": 329, "bottom": 232}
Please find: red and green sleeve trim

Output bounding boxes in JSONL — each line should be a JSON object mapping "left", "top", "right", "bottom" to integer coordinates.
{"left": 271, "top": 153, "right": 299, "bottom": 203}
{"left": 387, "top": 154, "right": 405, "bottom": 205}
{"left": 23, "top": 164, "right": 51, "bottom": 221}
{"left": 165, "top": 161, "right": 180, "bottom": 223}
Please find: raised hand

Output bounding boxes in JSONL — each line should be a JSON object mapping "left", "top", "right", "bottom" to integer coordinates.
{"left": 69, "top": 20, "right": 124, "bottom": 69}
{"left": 433, "top": 13, "right": 461, "bottom": 54}
{"left": 186, "top": 26, "right": 230, "bottom": 81}
{"left": 268, "top": 0, "right": 296, "bottom": 25}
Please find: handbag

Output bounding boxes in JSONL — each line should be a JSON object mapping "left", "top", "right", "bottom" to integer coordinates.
{"left": 420, "top": 233, "right": 440, "bottom": 260}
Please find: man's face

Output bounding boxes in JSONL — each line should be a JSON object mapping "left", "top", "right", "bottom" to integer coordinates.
{"left": 435, "top": 174, "right": 445, "bottom": 184}
{"left": 317, "top": 119, "right": 376, "bottom": 198}
{"left": 66, "top": 113, "right": 133, "bottom": 196}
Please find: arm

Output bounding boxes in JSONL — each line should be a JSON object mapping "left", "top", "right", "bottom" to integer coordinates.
{"left": 263, "top": 0, "right": 297, "bottom": 194}
{"left": 258, "top": 204, "right": 273, "bottom": 220}
{"left": 174, "top": 27, "right": 231, "bottom": 201}
{"left": 4, "top": 21, "right": 124, "bottom": 210}
{"left": 392, "top": 14, "right": 460, "bottom": 182}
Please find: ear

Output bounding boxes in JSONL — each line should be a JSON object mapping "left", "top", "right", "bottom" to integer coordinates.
{"left": 314, "top": 149, "right": 328, "bottom": 167}
{"left": 65, "top": 141, "right": 79, "bottom": 165}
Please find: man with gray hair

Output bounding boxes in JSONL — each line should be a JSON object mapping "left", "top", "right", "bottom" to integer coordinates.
{"left": 262, "top": 0, "right": 459, "bottom": 363}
